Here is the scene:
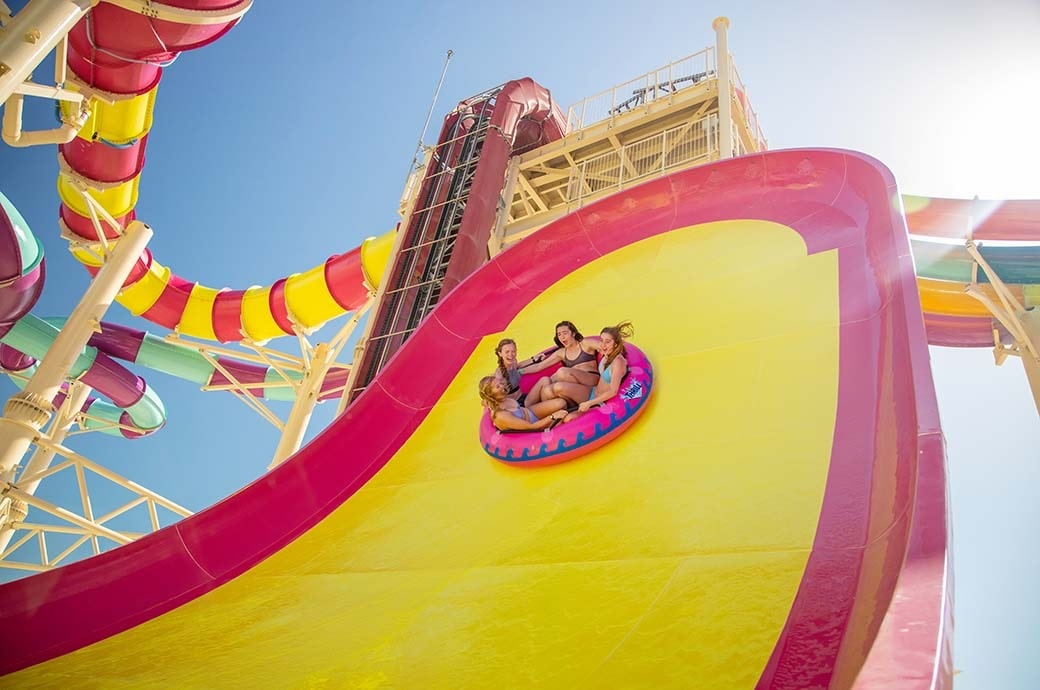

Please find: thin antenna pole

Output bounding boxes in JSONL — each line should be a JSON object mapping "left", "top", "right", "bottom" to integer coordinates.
{"left": 410, "top": 49, "right": 453, "bottom": 173}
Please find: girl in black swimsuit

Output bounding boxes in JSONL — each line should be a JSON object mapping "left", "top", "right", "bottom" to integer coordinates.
{"left": 557, "top": 321, "right": 634, "bottom": 424}
{"left": 519, "top": 321, "right": 601, "bottom": 405}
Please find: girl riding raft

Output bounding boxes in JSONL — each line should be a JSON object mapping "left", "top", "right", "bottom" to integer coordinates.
{"left": 478, "top": 322, "right": 649, "bottom": 467}
{"left": 481, "top": 321, "right": 635, "bottom": 430}
{"left": 478, "top": 376, "right": 568, "bottom": 432}
{"left": 517, "top": 321, "right": 601, "bottom": 406}
{"left": 492, "top": 338, "right": 547, "bottom": 404}
{"left": 553, "top": 321, "right": 634, "bottom": 423}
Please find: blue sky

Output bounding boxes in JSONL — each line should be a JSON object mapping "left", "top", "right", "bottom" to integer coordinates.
{"left": 1, "top": 0, "right": 1038, "bottom": 686}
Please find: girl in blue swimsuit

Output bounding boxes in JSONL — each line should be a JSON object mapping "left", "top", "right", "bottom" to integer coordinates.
{"left": 552, "top": 321, "right": 634, "bottom": 423}
{"left": 478, "top": 376, "right": 568, "bottom": 432}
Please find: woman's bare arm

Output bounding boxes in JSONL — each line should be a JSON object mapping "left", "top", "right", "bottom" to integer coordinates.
{"left": 519, "top": 348, "right": 563, "bottom": 375}
{"left": 577, "top": 356, "right": 626, "bottom": 412}
{"left": 518, "top": 349, "right": 552, "bottom": 368}
{"left": 493, "top": 409, "right": 565, "bottom": 432}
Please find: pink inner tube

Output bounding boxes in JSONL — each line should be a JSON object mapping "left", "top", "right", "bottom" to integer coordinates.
{"left": 480, "top": 344, "right": 653, "bottom": 467}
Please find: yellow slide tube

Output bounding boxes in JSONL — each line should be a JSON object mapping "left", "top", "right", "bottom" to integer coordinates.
{"left": 58, "top": 81, "right": 397, "bottom": 341}
{"left": 284, "top": 266, "right": 345, "bottom": 329}
{"left": 60, "top": 83, "right": 157, "bottom": 144}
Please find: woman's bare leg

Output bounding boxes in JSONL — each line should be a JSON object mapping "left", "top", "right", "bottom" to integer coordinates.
{"left": 551, "top": 367, "right": 599, "bottom": 387}
{"left": 548, "top": 381, "right": 593, "bottom": 405}
{"left": 528, "top": 398, "right": 567, "bottom": 419}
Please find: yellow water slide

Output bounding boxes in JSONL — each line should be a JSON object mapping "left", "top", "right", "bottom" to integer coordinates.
{"left": 0, "top": 151, "right": 950, "bottom": 687}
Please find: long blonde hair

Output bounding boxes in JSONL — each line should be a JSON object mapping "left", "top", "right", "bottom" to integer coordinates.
{"left": 478, "top": 375, "right": 504, "bottom": 415}
{"left": 600, "top": 321, "right": 634, "bottom": 368}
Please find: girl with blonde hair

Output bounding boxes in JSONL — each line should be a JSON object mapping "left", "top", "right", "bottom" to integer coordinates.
{"left": 478, "top": 376, "right": 568, "bottom": 432}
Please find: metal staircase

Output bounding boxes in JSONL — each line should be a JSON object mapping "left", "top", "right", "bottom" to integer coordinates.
{"left": 348, "top": 94, "right": 498, "bottom": 399}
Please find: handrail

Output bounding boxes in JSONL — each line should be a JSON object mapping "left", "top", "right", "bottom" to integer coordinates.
{"left": 730, "top": 59, "right": 767, "bottom": 149}
{"left": 566, "top": 113, "right": 719, "bottom": 204}
{"left": 565, "top": 48, "right": 716, "bottom": 132}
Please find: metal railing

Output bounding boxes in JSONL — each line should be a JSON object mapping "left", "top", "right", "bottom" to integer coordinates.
{"left": 731, "top": 122, "right": 748, "bottom": 157}
{"left": 566, "top": 48, "right": 717, "bottom": 132}
{"left": 730, "top": 60, "right": 767, "bottom": 149}
{"left": 566, "top": 113, "right": 719, "bottom": 203}
{"left": 0, "top": 440, "right": 192, "bottom": 574}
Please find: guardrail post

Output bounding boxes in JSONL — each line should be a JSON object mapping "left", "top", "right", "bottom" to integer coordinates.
{"left": 964, "top": 240, "right": 1040, "bottom": 416}
{"left": 713, "top": 16, "right": 733, "bottom": 159}
{"left": 0, "top": 380, "right": 91, "bottom": 556}
{"left": 1021, "top": 310, "right": 1040, "bottom": 414}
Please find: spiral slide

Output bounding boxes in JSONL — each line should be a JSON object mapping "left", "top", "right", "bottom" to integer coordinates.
{"left": 0, "top": 313, "right": 353, "bottom": 435}
{"left": 55, "top": 1, "right": 393, "bottom": 343}
{"left": 1, "top": 0, "right": 397, "bottom": 439}
{"left": 0, "top": 149, "right": 950, "bottom": 687}
{"left": 906, "top": 196, "right": 1040, "bottom": 347}
{"left": 0, "top": 189, "right": 355, "bottom": 440}
{"left": 1, "top": 190, "right": 164, "bottom": 437}
{"left": 0, "top": 193, "right": 44, "bottom": 340}
{"left": 1, "top": 192, "right": 167, "bottom": 438}
{"left": 0, "top": 314, "right": 167, "bottom": 437}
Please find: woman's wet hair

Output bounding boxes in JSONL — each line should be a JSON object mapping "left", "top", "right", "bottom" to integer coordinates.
{"left": 553, "top": 321, "right": 583, "bottom": 348}
{"left": 600, "top": 321, "right": 634, "bottom": 367}
{"left": 494, "top": 338, "right": 516, "bottom": 382}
